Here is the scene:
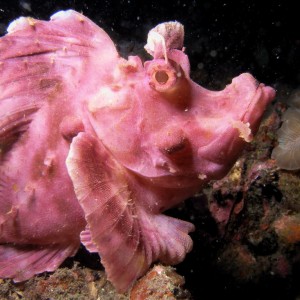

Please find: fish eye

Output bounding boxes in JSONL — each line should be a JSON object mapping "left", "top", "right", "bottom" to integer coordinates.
{"left": 146, "top": 59, "right": 180, "bottom": 93}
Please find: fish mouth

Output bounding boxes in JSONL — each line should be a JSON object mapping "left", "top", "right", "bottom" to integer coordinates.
{"left": 231, "top": 80, "right": 273, "bottom": 142}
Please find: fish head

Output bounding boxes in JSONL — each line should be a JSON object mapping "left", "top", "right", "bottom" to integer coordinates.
{"left": 87, "top": 44, "right": 275, "bottom": 184}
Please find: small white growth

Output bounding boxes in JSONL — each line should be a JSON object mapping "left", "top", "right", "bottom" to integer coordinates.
{"left": 50, "top": 10, "right": 75, "bottom": 21}
{"left": 88, "top": 87, "right": 119, "bottom": 112}
{"left": 231, "top": 120, "right": 253, "bottom": 142}
{"left": 7, "top": 17, "right": 28, "bottom": 33}
{"left": 44, "top": 155, "right": 54, "bottom": 167}
{"left": 144, "top": 21, "right": 184, "bottom": 63}
{"left": 42, "top": 152, "right": 55, "bottom": 176}
{"left": 198, "top": 173, "right": 207, "bottom": 180}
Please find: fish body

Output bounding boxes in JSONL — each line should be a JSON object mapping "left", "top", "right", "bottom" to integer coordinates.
{"left": 0, "top": 10, "right": 275, "bottom": 291}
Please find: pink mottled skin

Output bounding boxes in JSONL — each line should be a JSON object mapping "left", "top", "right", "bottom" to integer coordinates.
{"left": 0, "top": 10, "right": 275, "bottom": 292}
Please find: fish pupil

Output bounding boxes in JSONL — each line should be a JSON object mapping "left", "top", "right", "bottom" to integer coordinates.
{"left": 155, "top": 70, "right": 169, "bottom": 84}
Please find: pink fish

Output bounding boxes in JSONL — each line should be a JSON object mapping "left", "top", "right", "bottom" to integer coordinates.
{"left": 0, "top": 10, "right": 275, "bottom": 292}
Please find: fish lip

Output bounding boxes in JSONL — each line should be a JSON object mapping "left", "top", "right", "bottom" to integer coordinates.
{"left": 226, "top": 73, "right": 275, "bottom": 132}
{"left": 241, "top": 82, "right": 275, "bottom": 127}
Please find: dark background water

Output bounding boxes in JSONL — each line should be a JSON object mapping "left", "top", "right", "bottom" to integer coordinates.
{"left": 0, "top": 1, "right": 299, "bottom": 299}
{"left": 0, "top": 0, "right": 299, "bottom": 88}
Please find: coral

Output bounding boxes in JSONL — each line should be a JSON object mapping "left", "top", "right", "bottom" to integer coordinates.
{"left": 272, "top": 90, "right": 300, "bottom": 170}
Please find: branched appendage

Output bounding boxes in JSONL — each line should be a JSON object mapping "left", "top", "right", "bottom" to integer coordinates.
{"left": 144, "top": 21, "right": 184, "bottom": 62}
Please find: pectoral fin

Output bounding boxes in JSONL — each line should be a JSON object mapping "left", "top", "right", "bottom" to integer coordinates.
{"left": 66, "top": 133, "right": 194, "bottom": 292}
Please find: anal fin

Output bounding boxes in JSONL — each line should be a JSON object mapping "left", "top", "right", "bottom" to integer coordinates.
{"left": 80, "top": 227, "right": 98, "bottom": 253}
